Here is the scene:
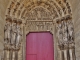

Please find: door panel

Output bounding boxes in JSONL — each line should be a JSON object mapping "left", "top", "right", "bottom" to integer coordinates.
{"left": 27, "top": 54, "right": 37, "bottom": 60}
{"left": 26, "top": 32, "right": 54, "bottom": 60}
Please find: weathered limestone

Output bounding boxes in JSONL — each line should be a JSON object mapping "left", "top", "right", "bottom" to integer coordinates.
{"left": 0, "top": 0, "right": 10, "bottom": 60}
{"left": 0, "top": 0, "right": 80, "bottom": 60}
{"left": 67, "top": 0, "right": 80, "bottom": 60}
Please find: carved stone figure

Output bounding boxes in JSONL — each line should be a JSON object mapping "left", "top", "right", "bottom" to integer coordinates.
{"left": 11, "top": 20, "right": 17, "bottom": 45}
{"left": 16, "top": 21, "right": 22, "bottom": 48}
{"left": 67, "top": 20, "right": 74, "bottom": 43}
{"left": 4, "top": 18, "right": 12, "bottom": 44}
{"left": 57, "top": 21, "right": 63, "bottom": 45}
{"left": 62, "top": 21, "right": 68, "bottom": 44}
{"left": 4, "top": 21, "right": 9, "bottom": 44}
{"left": 8, "top": 22, "right": 12, "bottom": 44}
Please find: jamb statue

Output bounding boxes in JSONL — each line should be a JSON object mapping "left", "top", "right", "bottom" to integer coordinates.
{"left": 11, "top": 19, "right": 17, "bottom": 46}
{"left": 56, "top": 21, "right": 63, "bottom": 45}
{"left": 67, "top": 20, "right": 74, "bottom": 43}
{"left": 4, "top": 20, "right": 8, "bottom": 44}
{"left": 4, "top": 18, "right": 12, "bottom": 44}
{"left": 62, "top": 20, "right": 68, "bottom": 44}
{"left": 16, "top": 21, "right": 22, "bottom": 49}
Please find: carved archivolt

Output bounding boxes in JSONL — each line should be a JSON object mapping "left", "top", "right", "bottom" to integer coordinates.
{"left": 6, "top": 0, "right": 72, "bottom": 20}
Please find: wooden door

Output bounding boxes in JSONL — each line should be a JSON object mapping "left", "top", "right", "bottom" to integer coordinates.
{"left": 26, "top": 32, "right": 54, "bottom": 60}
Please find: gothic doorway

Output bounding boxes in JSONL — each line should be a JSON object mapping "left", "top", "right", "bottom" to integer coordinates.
{"left": 4, "top": 0, "right": 76, "bottom": 60}
{"left": 26, "top": 32, "right": 54, "bottom": 60}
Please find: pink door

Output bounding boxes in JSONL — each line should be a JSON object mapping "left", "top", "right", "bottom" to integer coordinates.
{"left": 26, "top": 32, "right": 54, "bottom": 60}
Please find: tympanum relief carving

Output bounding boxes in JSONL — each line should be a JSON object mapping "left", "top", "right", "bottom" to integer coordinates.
{"left": 25, "top": 7, "right": 54, "bottom": 32}
{"left": 26, "top": 7, "right": 53, "bottom": 20}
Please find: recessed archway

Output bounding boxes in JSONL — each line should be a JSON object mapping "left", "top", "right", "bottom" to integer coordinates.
{"left": 4, "top": 0, "right": 76, "bottom": 60}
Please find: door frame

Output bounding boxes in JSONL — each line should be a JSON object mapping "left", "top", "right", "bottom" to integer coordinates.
{"left": 26, "top": 32, "right": 54, "bottom": 60}
{"left": 22, "top": 23, "right": 58, "bottom": 60}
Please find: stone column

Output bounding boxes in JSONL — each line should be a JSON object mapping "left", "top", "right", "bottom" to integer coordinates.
{"left": 62, "top": 50, "right": 64, "bottom": 60}
{"left": 58, "top": 50, "right": 63, "bottom": 60}
{"left": 14, "top": 50, "right": 18, "bottom": 60}
{"left": 69, "top": 48, "right": 76, "bottom": 60}
{"left": 72, "top": 48, "right": 76, "bottom": 60}
{"left": 13, "top": 52, "right": 15, "bottom": 60}
{"left": 4, "top": 50, "right": 7, "bottom": 60}
{"left": 69, "top": 49, "right": 73, "bottom": 60}
{"left": 9, "top": 50, "right": 13, "bottom": 60}
{"left": 64, "top": 50, "right": 67, "bottom": 60}
{"left": 67, "top": 49, "right": 70, "bottom": 60}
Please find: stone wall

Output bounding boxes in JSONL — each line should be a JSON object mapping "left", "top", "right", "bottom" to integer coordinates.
{"left": 0, "top": 0, "right": 80, "bottom": 60}
{"left": 0, "top": 0, "right": 10, "bottom": 60}
{"left": 68, "top": 0, "right": 80, "bottom": 60}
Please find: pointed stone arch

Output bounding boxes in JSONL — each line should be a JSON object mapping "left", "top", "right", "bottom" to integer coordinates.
{"left": 5, "top": 0, "right": 72, "bottom": 20}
